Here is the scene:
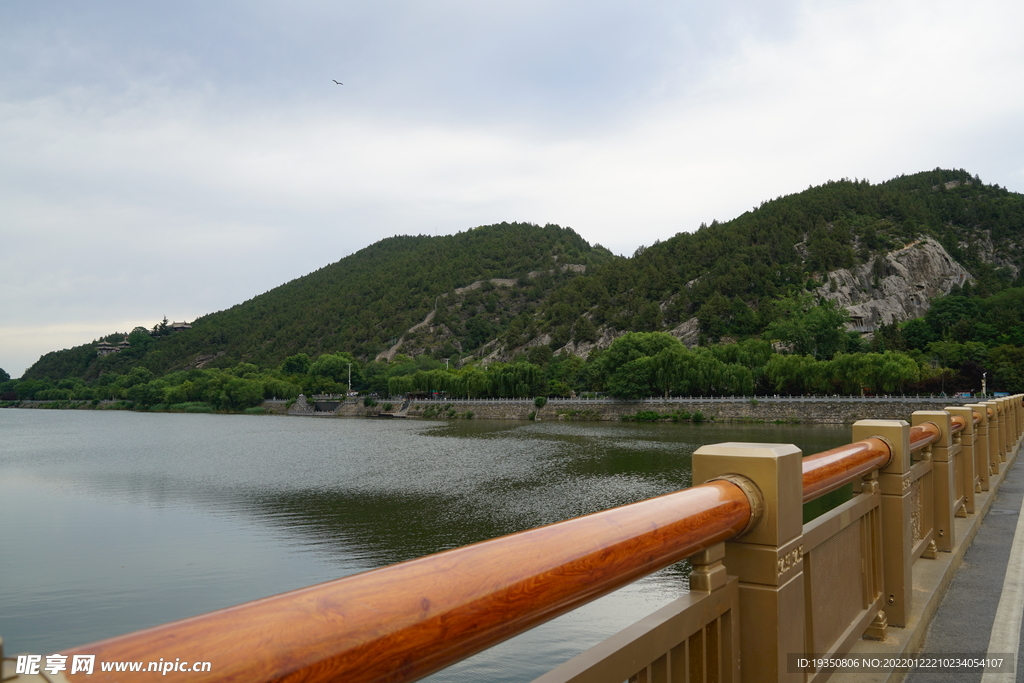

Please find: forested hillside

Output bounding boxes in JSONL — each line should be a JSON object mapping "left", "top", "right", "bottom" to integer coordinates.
{"left": 518, "top": 168, "right": 1024, "bottom": 350}
{"left": 22, "top": 223, "right": 614, "bottom": 380}
{"left": 9, "top": 167, "right": 1024, "bottom": 407}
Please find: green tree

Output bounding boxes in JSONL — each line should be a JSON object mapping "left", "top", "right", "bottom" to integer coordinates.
{"left": 607, "top": 357, "right": 656, "bottom": 398}
{"left": 309, "top": 353, "right": 360, "bottom": 389}
{"left": 925, "top": 341, "right": 988, "bottom": 370}
{"left": 925, "top": 296, "right": 980, "bottom": 337}
{"left": 827, "top": 354, "right": 870, "bottom": 394}
{"left": 16, "top": 379, "right": 51, "bottom": 400}
{"left": 764, "top": 295, "right": 849, "bottom": 359}
{"left": 902, "top": 318, "right": 936, "bottom": 350}
{"left": 225, "top": 378, "right": 265, "bottom": 409}
{"left": 117, "top": 366, "right": 155, "bottom": 389}
{"left": 281, "top": 353, "right": 311, "bottom": 374}
{"left": 127, "top": 380, "right": 168, "bottom": 406}
{"left": 455, "top": 366, "right": 490, "bottom": 398}
{"left": 546, "top": 353, "right": 584, "bottom": 397}
{"left": 765, "top": 354, "right": 823, "bottom": 394}
{"left": 989, "top": 345, "right": 1024, "bottom": 392}
{"left": 594, "top": 332, "right": 683, "bottom": 388}
{"left": 488, "top": 363, "right": 543, "bottom": 397}
{"left": 859, "top": 352, "right": 919, "bottom": 393}
{"left": 573, "top": 317, "right": 598, "bottom": 343}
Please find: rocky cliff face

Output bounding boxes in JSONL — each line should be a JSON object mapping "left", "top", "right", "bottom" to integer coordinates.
{"left": 408, "top": 236, "right": 978, "bottom": 366}
{"left": 816, "top": 237, "right": 972, "bottom": 330}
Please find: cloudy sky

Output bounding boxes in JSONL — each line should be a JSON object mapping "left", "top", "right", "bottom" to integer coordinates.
{"left": 3, "top": 1, "right": 1023, "bottom": 378}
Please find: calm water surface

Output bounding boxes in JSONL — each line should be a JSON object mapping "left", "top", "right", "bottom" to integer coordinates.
{"left": 0, "top": 410, "right": 849, "bottom": 681}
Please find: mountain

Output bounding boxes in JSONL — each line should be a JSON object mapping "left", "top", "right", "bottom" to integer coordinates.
{"left": 495, "top": 168, "right": 1024, "bottom": 357}
{"left": 21, "top": 168, "right": 1024, "bottom": 383}
{"left": 22, "top": 223, "right": 615, "bottom": 380}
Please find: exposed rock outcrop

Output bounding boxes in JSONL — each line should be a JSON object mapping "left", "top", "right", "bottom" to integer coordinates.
{"left": 959, "top": 229, "right": 1022, "bottom": 277}
{"left": 816, "top": 237, "right": 972, "bottom": 330}
{"left": 553, "top": 326, "right": 626, "bottom": 360}
{"left": 667, "top": 317, "right": 701, "bottom": 347}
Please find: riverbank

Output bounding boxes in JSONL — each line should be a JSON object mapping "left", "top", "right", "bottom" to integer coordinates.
{"left": 291, "top": 396, "right": 980, "bottom": 424}
{"left": 3, "top": 395, "right": 982, "bottom": 424}
{"left": 1, "top": 399, "right": 276, "bottom": 415}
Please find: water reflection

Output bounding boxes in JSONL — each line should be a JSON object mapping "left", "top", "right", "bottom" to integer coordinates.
{"left": 0, "top": 410, "right": 849, "bottom": 682}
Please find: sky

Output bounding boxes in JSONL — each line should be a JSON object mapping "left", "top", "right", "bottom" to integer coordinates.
{"left": 3, "top": 0, "right": 1024, "bottom": 378}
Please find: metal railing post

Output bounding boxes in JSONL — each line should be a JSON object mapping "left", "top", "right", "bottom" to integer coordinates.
{"left": 912, "top": 410, "right": 956, "bottom": 553}
{"left": 1003, "top": 397, "right": 1014, "bottom": 453}
{"left": 966, "top": 404, "right": 992, "bottom": 491}
{"left": 984, "top": 400, "right": 1004, "bottom": 467}
{"left": 999, "top": 395, "right": 1015, "bottom": 454}
{"left": 1011, "top": 396, "right": 1021, "bottom": 446}
{"left": 994, "top": 398, "right": 1007, "bottom": 460}
{"left": 1011, "top": 395, "right": 1019, "bottom": 444}
{"left": 945, "top": 406, "right": 976, "bottom": 514}
{"left": 851, "top": 419, "right": 913, "bottom": 627}
{"left": 1001, "top": 397, "right": 1011, "bottom": 457}
{"left": 693, "top": 443, "right": 804, "bottom": 683}
{"left": 1011, "top": 395, "right": 1019, "bottom": 448}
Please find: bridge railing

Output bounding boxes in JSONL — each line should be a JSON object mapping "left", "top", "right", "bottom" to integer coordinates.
{"left": 40, "top": 480, "right": 758, "bottom": 683}
{"left": 5, "top": 396, "right": 1023, "bottom": 683}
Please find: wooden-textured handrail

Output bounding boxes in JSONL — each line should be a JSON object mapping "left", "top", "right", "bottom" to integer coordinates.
{"left": 801, "top": 438, "right": 890, "bottom": 503}
{"left": 910, "top": 421, "right": 941, "bottom": 453}
{"left": 950, "top": 415, "right": 967, "bottom": 434}
{"left": 63, "top": 480, "right": 751, "bottom": 683}
{"left": 801, "top": 419, "right": 947, "bottom": 503}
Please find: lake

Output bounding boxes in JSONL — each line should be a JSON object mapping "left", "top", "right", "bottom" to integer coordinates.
{"left": 0, "top": 409, "right": 850, "bottom": 681}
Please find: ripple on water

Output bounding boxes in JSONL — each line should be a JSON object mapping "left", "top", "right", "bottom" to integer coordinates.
{"left": 0, "top": 411, "right": 848, "bottom": 680}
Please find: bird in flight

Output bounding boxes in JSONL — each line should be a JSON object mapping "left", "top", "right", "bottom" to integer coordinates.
{"left": 333, "top": 80, "right": 343, "bottom": 85}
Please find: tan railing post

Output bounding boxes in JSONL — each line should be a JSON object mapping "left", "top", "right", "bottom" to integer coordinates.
{"left": 912, "top": 410, "right": 956, "bottom": 553}
{"left": 1007, "top": 397, "right": 1015, "bottom": 444}
{"left": 966, "top": 404, "right": 992, "bottom": 491}
{"left": 1010, "top": 396, "right": 1019, "bottom": 448}
{"left": 1010, "top": 395, "right": 1020, "bottom": 452}
{"left": 945, "top": 406, "right": 976, "bottom": 515}
{"left": 998, "top": 398, "right": 1009, "bottom": 462}
{"left": 1011, "top": 395, "right": 1019, "bottom": 448}
{"left": 692, "top": 443, "right": 804, "bottom": 683}
{"left": 1009, "top": 396, "right": 1016, "bottom": 440}
{"left": 1013, "top": 395, "right": 1022, "bottom": 447}
{"left": 851, "top": 420, "right": 914, "bottom": 627}
{"left": 1005, "top": 397, "right": 1014, "bottom": 451}
{"left": 1011, "top": 395, "right": 1019, "bottom": 444}
{"left": 1007, "top": 396, "right": 1020, "bottom": 451}
{"left": 1000, "top": 397, "right": 1011, "bottom": 458}
{"left": 984, "top": 400, "right": 1003, "bottom": 469}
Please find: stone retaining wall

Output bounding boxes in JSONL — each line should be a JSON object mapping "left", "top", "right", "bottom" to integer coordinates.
{"left": 538, "top": 399, "right": 961, "bottom": 424}
{"left": 282, "top": 398, "right": 975, "bottom": 424}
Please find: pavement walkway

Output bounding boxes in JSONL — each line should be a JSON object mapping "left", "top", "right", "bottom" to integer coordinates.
{"left": 904, "top": 447, "right": 1024, "bottom": 683}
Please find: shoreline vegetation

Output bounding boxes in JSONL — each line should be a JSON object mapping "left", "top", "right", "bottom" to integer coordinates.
{"left": 1, "top": 394, "right": 975, "bottom": 425}
{"left": 0, "top": 399, "right": 272, "bottom": 415}
{"left": 1, "top": 328, "right": 1009, "bottom": 410}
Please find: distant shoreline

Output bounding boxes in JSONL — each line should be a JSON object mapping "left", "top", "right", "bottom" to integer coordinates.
{"left": 3, "top": 395, "right": 980, "bottom": 424}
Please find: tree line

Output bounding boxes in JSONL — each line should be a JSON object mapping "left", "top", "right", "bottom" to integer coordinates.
{"left": 4, "top": 323, "right": 1019, "bottom": 412}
